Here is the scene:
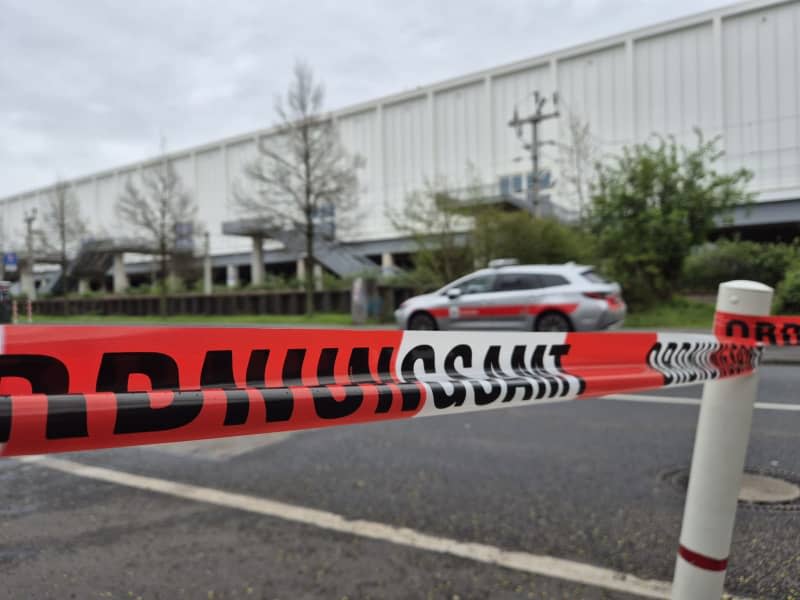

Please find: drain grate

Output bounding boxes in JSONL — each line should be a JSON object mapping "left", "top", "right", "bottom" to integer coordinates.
{"left": 660, "top": 466, "right": 800, "bottom": 512}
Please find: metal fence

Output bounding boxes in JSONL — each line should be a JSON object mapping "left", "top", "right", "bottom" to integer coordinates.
{"left": 31, "top": 287, "right": 417, "bottom": 319}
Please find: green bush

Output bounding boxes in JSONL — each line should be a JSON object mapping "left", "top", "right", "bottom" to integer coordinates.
{"left": 598, "top": 253, "right": 666, "bottom": 309}
{"left": 473, "top": 211, "right": 594, "bottom": 267}
{"left": 246, "top": 274, "right": 303, "bottom": 291}
{"left": 390, "top": 211, "right": 596, "bottom": 293}
{"left": 775, "top": 264, "right": 800, "bottom": 314}
{"left": 682, "top": 239, "right": 799, "bottom": 292}
{"left": 587, "top": 132, "right": 752, "bottom": 308}
{"left": 381, "top": 269, "right": 436, "bottom": 293}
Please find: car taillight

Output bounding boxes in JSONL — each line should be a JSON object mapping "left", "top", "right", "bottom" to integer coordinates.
{"left": 584, "top": 292, "right": 623, "bottom": 310}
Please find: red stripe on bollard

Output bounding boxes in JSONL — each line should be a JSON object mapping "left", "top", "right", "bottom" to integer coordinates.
{"left": 678, "top": 544, "right": 728, "bottom": 572}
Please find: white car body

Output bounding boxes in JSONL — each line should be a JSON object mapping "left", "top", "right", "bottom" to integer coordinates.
{"left": 394, "top": 263, "right": 626, "bottom": 331}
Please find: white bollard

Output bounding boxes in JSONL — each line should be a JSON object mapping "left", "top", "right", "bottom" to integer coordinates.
{"left": 671, "top": 280, "right": 773, "bottom": 599}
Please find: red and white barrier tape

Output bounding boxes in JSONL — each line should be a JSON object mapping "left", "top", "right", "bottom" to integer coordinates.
{"left": 714, "top": 310, "right": 800, "bottom": 346}
{"left": 0, "top": 325, "right": 760, "bottom": 457}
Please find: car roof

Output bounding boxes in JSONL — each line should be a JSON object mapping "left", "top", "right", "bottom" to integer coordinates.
{"left": 488, "top": 263, "right": 592, "bottom": 273}
{"left": 440, "top": 263, "right": 600, "bottom": 292}
{"left": 458, "top": 264, "right": 593, "bottom": 281}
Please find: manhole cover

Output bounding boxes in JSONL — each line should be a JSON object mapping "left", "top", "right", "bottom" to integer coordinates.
{"left": 660, "top": 467, "right": 800, "bottom": 511}
{"left": 739, "top": 473, "right": 800, "bottom": 503}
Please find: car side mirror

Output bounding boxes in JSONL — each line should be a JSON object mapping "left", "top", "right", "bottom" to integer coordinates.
{"left": 446, "top": 287, "right": 462, "bottom": 299}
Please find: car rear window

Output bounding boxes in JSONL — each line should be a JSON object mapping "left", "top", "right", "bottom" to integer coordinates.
{"left": 538, "top": 274, "right": 569, "bottom": 287}
{"left": 581, "top": 270, "right": 608, "bottom": 284}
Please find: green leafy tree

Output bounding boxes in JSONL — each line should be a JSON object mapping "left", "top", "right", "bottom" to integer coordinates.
{"left": 775, "top": 264, "right": 800, "bottom": 314}
{"left": 473, "top": 210, "right": 592, "bottom": 267}
{"left": 588, "top": 132, "right": 752, "bottom": 307}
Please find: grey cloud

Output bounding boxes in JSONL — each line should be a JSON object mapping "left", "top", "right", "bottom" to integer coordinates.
{"left": 1, "top": 0, "right": 732, "bottom": 197}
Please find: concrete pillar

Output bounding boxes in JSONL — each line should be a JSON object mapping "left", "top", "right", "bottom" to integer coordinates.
{"left": 20, "top": 261, "right": 36, "bottom": 300}
{"left": 112, "top": 253, "right": 128, "bottom": 294}
{"left": 296, "top": 257, "right": 306, "bottom": 282}
{"left": 226, "top": 264, "right": 239, "bottom": 289}
{"left": 78, "top": 278, "right": 90, "bottom": 295}
{"left": 203, "top": 233, "right": 212, "bottom": 295}
{"left": 381, "top": 252, "right": 394, "bottom": 276}
{"left": 313, "top": 264, "right": 323, "bottom": 292}
{"left": 166, "top": 272, "right": 180, "bottom": 293}
{"left": 203, "top": 257, "right": 213, "bottom": 295}
{"left": 251, "top": 236, "right": 264, "bottom": 286}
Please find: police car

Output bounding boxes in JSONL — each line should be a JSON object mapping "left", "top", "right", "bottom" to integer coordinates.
{"left": 394, "top": 260, "right": 626, "bottom": 331}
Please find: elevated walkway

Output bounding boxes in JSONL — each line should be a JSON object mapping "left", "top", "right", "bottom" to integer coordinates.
{"left": 46, "top": 238, "right": 158, "bottom": 295}
{"left": 222, "top": 219, "right": 378, "bottom": 278}
{"left": 440, "top": 182, "right": 579, "bottom": 222}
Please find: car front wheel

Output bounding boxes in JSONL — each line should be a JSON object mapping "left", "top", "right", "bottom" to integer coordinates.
{"left": 408, "top": 312, "right": 437, "bottom": 330}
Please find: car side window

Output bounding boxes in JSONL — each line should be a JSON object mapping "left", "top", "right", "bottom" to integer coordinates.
{"left": 459, "top": 274, "right": 494, "bottom": 295}
{"left": 538, "top": 274, "right": 569, "bottom": 287}
{"left": 494, "top": 273, "right": 542, "bottom": 291}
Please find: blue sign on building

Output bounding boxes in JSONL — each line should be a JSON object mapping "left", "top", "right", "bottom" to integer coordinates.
{"left": 3, "top": 252, "right": 18, "bottom": 272}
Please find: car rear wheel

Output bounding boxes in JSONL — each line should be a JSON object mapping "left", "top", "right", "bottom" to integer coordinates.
{"left": 535, "top": 311, "right": 571, "bottom": 332}
{"left": 408, "top": 312, "right": 437, "bottom": 330}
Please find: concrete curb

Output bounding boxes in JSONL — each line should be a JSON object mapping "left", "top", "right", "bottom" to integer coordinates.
{"left": 762, "top": 347, "right": 800, "bottom": 365}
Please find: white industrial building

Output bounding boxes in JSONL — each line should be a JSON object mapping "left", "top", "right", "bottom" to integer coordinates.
{"left": 2, "top": 0, "right": 800, "bottom": 292}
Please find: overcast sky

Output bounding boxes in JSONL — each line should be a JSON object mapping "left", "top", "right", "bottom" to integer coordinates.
{"left": 1, "top": 0, "right": 736, "bottom": 197}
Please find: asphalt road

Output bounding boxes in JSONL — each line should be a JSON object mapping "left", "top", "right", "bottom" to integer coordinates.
{"left": 2, "top": 365, "right": 799, "bottom": 600}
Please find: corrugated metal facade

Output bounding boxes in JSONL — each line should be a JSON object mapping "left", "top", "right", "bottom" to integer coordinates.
{"left": 2, "top": 0, "right": 799, "bottom": 257}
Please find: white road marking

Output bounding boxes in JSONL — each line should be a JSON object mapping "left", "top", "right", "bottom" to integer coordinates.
{"left": 20, "top": 455, "right": 678, "bottom": 598}
{"left": 153, "top": 432, "right": 295, "bottom": 461}
{"left": 605, "top": 394, "right": 700, "bottom": 407}
{"left": 605, "top": 393, "right": 800, "bottom": 412}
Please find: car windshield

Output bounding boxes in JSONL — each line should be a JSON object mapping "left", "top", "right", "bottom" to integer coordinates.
{"left": 442, "top": 273, "right": 494, "bottom": 295}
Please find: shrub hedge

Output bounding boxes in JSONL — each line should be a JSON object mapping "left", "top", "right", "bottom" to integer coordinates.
{"left": 682, "top": 239, "right": 799, "bottom": 292}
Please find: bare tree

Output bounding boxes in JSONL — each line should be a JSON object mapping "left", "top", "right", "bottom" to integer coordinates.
{"left": 40, "top": 180, "right": 87, "bottom": 295}
{"left": 117, "top": 156, "right": 197, "bottom": 314}
{"left": 557, "top": 112, "right": 598, "bottom": 222}
{"left": 389, "top": 178, "right": 476, "bottom": 289}
{"left": 236, "top": 61, "right": 363, "bottom": 315}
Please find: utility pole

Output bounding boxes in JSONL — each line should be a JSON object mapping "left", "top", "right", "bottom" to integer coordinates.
{"left": 508, "top": 91, "right": 559, "bottom": 217}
